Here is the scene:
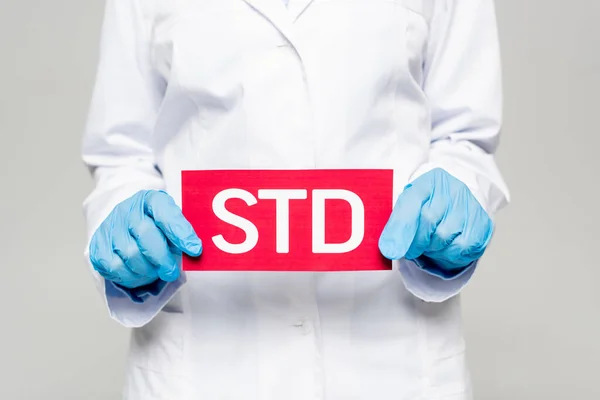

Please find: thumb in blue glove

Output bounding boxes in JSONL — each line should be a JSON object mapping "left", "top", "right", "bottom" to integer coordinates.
{"left": 378, "top": 168, "right": 493, "bottom": 273}
{"left": 90, "top": 190, "right": 202, "bottom": 289}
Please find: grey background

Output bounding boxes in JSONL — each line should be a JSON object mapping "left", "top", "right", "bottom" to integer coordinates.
{"left": 0, "top": 0, "right": 598, "bottom": 399}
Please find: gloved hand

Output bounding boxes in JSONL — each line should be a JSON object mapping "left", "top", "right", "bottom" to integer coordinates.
{"left": 378, "top": 168, "right": 493, "bottom": 276}
{"left": 89, "top": 190, "right": 202, "bottom": 291}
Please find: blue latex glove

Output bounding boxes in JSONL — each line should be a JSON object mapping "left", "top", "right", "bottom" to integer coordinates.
{"left": 89, "top": 190, "right": 202, "bottom": 295}
{"left": 378, "top": 168, "right": 493, "bottom": 276}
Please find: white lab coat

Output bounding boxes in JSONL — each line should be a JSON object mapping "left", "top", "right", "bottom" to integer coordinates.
{"left": 82, "top": 0, "right": 509, "bottom": 399}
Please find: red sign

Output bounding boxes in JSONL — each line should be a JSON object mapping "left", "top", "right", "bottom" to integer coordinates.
{"left": 181, "top": 170, "right": 393, "bottom": 272}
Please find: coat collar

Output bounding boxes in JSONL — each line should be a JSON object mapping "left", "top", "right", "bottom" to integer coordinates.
{"left": 242, "top": 0, "right": 315, "bottom": 48}
{"left": 288, "top": 0, "right": 315, "bottom": 22}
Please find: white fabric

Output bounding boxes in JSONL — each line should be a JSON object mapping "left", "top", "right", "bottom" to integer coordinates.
{"left": 82, "top": 0, "right": 509, "bottom": 399}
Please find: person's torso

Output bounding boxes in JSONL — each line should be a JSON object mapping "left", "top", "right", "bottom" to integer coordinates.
{"left": 125, "top": 1, "right": 472, "bottom": 399}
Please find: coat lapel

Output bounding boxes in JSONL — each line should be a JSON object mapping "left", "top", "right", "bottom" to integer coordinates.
{"left": 288, "top": 0, "right": 315, "bottom": 21}
{"left": 242, "top": 0, "right": 297, "bottom": 46}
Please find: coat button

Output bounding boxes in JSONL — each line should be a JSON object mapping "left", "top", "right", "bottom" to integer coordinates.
{"left": 302, "top": 320, "right": 313, "bottom": 335}
{"left": 293, "top": 319, "right": 313, "bottom": 335}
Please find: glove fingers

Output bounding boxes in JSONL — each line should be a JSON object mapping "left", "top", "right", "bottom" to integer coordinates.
{"left": 143, "top": 191, "right": 203, "bottom": 256}
{"left": 91, "top": 245, "right": 154, "bottom": 288}
{"left": 91, "top": 250, "right": 123, "bottom": 283}
{"left": 129, "top": 215, "right": 180, "bottom": 282}
{"left": 404, "top": 179, "right": 450, "bottom": 260}
{"left": 425, "top": 194, "right": 493, "bottom": 268}
{"left": 450, "top": 216, "right": 492, "bottom": 263}
{"left": 90, "top": 229, "right": 124, "bottom": 282}
{"left": 379, "top": 182, "right": 431, "bottom": 260}
{"left": 112, "top": 226, "right": 159, "bottom": 282}
{"left": 427, "top": 206, "right": 464, "bottom": 253}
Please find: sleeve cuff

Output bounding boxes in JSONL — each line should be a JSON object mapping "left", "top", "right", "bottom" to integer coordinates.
{"left": 412, "top": 256, "right": 473, "bottom": 280}
{"left": 408, "top": 141, "right": 510, "bottom": 217}
{"left": 410, "top": 162, "right": 490, "bottom": 215}
{"left": 109, "top": 279, "right": 170, "bottom": 304}
{"left": 398, "top": 258, "right": 477, "bottom": 303}
{"left": 103, "top": 273, "right": 186, "bottom": 328}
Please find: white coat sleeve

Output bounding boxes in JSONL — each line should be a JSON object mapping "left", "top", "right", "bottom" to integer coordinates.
{"left": 82, "top": 0, "right": 185, "bottom": 328}
{"left": 399, "top": 0, "right": 510, "bottom": 302}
